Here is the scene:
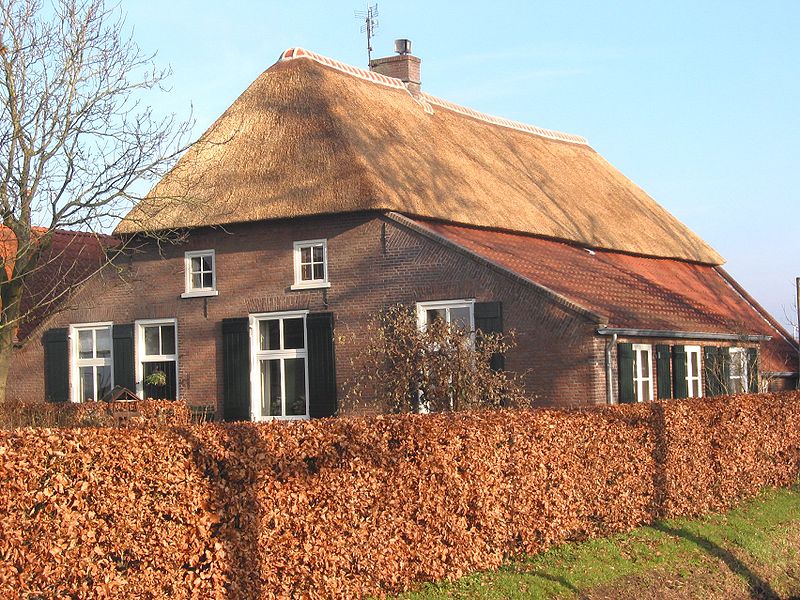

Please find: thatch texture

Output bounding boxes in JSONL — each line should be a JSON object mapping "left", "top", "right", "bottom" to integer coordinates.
{"left": 116, "top": 49, "right": 722, "bottom": 264}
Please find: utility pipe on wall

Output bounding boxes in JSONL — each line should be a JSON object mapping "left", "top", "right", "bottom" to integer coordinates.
{"left": 604, "top": 333, "right": 618, "bottom": 405}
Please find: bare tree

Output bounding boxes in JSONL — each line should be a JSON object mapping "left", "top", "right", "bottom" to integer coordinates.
{"left": 0, "top": 0, "right": 191, "bottom": 401}
{"left": 340, "top": 304, "right": 527, "bottom": 414}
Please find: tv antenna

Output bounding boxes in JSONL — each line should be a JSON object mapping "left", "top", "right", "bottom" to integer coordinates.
{"left": 355, "top": 4, "right": 379, "bottom": 66}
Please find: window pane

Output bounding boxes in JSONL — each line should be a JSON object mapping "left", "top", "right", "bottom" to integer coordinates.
{"left": 426, "top": 309, "right": 446, "bottom": 324}
{"left": 143, "top": 361, "right": 176, "bottom": 400}
{"left": 95, "top": 328, "right": 111, "bottom": 359}
{"left": 202, "top": 273, "right": 213, "bottom": 289}
{"left": 191, "top": 256, "right": 202, "bottom": 273}
{"left": 144, "top": 326, "right": 160, "bottom": 356}
{"left": 301, "top": 264, "right": 312, "bottom": 281}
{"left": 300, "top": 246, "right": 311, "bottom": 263}
{"left": 96, "top": 366, "right": 112, "bottom": 400}
{"left": 192, "top": 273, "right": 202, "bottom": 289}
{"left": 285, "top": 358, "right": 306, "bottom": 416}
{"left": 312, "top": 245, "right": 324, "bottom": 262}
{"left": 450, "top": 307, "right": 471, "bottom": 330}
{"left": 261, "top": 359, "right": 282, "bottom": 417}
{"left": 161, "top": 326, "right": 176, "bottom": 356}
{"left": 201, "top": 255, "right": 213, "bottom": 272}
{"left": 690, "top": 352, "right": 699, "bottom": 375}
{"left": 641, "top": 383, "right": 652, "bottom": 402}
{"left": 283, "top": 318, "right": 305, "bottom": 349}
{"left": 260, "top": 320, "right": 280, "bottom": 351}
{"left": 79, "top": 366, "right": 94, "bottom": 402}
{"left": 312, "top": 263, "right": 324, "bottom": 281}
{"left": 78, "top": 330, "right": 93, "bottom": 359}
{"left": 640, "top": 350, "right": 650, "bottom": 377}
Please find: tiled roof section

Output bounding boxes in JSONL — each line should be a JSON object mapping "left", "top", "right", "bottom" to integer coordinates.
{"left": 412, "top": 219, "right": 797, "bottom": 373}
{"left": 1, "top": 227, "right": 113, "bottom": 342}
{"left": 278, "top": 47, "right": 588, "bottom": 146}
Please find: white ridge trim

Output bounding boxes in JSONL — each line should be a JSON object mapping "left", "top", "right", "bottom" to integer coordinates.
{"left": 278, "top": 47, "right": 589, "bottom": 146}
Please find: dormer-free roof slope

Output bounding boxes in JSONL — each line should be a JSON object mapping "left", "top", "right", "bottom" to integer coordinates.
{"left": 116, "top": 48, "right": 722, "bottom": 265}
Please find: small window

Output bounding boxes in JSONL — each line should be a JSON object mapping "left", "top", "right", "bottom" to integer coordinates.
{"left": 136, "top": 319, "right": 178, "bottom": 400}
{"left": 729, "top": 348, "right": 748, "bottom": 394}
{"left": 71, "top": 323, "right": 113, "bottom": 402}
{"left": 291, "top": 239, "right": 330, "bottom": 290}
{"left": 182, "top": 250, "right": 218, "bottom": 298}
{"left": 632, "top": 344, "right": 654, "bottom": 402}
{"left": 686, "top": 345, "right": 703, "bottom": 398}
{"left": 416, "top": 300, "right": 475, "bottom": 332}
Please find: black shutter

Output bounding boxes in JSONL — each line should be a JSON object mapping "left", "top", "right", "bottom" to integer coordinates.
{"left": 222, "top": 318, "right": 251, "bottom": 422}
{"left": 747, "top": 347, "right": 759, "bottom": 393}
{"left": 617, "top": 343, "right": 635, "bottom": 404}
{"left": 474, "top": 302, "right": 504, "bottom": 371}
{"left": 112, "top": 324, "right": 136, "bottom": 392}
{"left": 43, "top": 328, "right": 69, "bottom": 403}
{"left": 719, "top": 349, "right": 731, "bottom": 394}
{"left": 307, "top": 312, "right": 337, "bottom": 418}
{"left": 703, "top": 346, "right": 719, "bottom": 397}
{"left": 655, "top": 344, "right": 672, "bottom": 399}
{"left": 672, "top": 345, "right": 688, "bottom": 399}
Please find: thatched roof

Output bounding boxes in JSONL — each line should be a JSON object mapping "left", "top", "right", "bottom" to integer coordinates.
{"left": 116, "top": 48, "right": 723, "bottom": 264}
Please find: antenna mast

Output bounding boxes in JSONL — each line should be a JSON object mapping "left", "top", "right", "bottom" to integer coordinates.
{"left": 354, "top": 4, "right": 379, "bottom": 66}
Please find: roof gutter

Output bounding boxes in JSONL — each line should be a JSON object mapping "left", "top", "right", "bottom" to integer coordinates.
{"left": 596, "top": 327, "right": 771, "bottom": 343}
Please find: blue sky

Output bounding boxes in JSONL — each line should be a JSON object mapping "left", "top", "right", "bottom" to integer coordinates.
{"left": 125, "top": 1, "right": 799, "bottom": 334}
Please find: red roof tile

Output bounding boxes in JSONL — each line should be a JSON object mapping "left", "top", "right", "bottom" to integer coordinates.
{"left": 412, "top": 219, "right": 797, "bottom": 374}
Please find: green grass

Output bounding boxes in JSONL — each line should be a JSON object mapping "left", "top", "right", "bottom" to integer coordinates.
{"left": 395, "top": 487, "right": 800, "bottom": 599}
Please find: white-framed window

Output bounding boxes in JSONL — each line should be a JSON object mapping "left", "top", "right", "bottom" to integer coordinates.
{"left": 728, "top": 347, "right": 748, "bottom": 394}
{"left": 632, "top": 344, "right": 654, "bottom": 403}
{"left": 70, "top": 322, "right": 113, "bottom": 402}
{"left": 416, "top": 299, "right": 475, "bottom": 332}
{"left": 182, "top": 249, "right": 218, "bottom": 298}
{"left": 249, "top": 311, "right": 310, "bottom": 420}
{"left": 686, "top": 345, "right": 703, "bottom": 398}
{"left": 135, "top": 319, "right": 179, "bottom": 400}
{"left": 291, "top": 239, "right": 330, "bottom": 290}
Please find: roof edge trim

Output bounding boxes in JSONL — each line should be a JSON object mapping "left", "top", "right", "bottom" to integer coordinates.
{"left": 387, "top": 212, "right": 606, "bottom": 324}
{"left": 278, "top": 47, "right": 589, "bottom": 146}
{"left": 597, "top": 327, "right": 771, "bottom": 342}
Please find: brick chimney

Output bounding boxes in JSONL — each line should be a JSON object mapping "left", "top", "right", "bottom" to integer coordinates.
{"left": 369, "top": 39, "right": 421, "bottom": 93}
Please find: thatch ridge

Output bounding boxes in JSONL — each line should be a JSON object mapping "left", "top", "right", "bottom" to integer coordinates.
{"left": 116, "top": 49, "right": 723, "bottom": 265}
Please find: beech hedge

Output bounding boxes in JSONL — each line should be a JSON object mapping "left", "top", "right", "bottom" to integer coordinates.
{"left": 1, "top": 392, "right": 799, "bottom": 598}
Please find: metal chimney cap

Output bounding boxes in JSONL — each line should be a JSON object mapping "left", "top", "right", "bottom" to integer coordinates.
{"left": 394, "top": 39, "right": 412, "bottom": 55}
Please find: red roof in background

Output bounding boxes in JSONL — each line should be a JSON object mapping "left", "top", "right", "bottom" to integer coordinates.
{"left": 1, "top": 227, "right": 113, "bottom": 342}
{"left": 413, "top": 219, "right": 797, "bottom": 374}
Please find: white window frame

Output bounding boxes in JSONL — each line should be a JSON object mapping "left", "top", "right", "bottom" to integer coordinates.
{"left": 182, "top": 249, "right": 219, "bottom": 298}
{"left": 249, "top": 310, "right": 310, "bottom": 421}
{"left": 291, "top": 239, "right": 330, "bottom": 290}
{"left": 69, "top": 322, "right": 114, "bottom": 403}
{"left": 686, "top": 345, "right": 703, "bottom": 398}
{"left": 135, "top": 318, "right": 179, "bottom": 400}
{"left": 728, "top": 347, "right": 748, "bottom": 394}
{"left": 631, "top": 344, "right": 654, "bottom": 403}
{"left": 416, "top": 299, "right": 476, "bottom": 332}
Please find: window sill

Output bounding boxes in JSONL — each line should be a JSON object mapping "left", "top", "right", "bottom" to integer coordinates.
{"left": 181, "top": 290, "right": 219, "bottom": 299}
{"left": 290, "top": 282, "right": 331, "bottom": 291}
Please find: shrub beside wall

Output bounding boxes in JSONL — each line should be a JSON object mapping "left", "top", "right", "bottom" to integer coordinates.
{"left": 1, "top": 393, "right": 799, "bottom": 598}
{"left": 0, "top": 399, "right": 192, "bottom": 429}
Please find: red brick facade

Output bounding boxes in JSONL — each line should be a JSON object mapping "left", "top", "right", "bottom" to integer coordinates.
{"left": 8, "top": 212, "right": 608, "bottom": 414}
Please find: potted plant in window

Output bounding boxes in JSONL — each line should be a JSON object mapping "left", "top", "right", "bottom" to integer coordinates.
{"left": 144, "top": 369, "right": 167, "bottom": 399}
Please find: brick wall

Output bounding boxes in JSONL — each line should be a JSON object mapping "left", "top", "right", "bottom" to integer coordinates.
{"left": 8, "top": 212, "right": 604, "bottom": 413}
